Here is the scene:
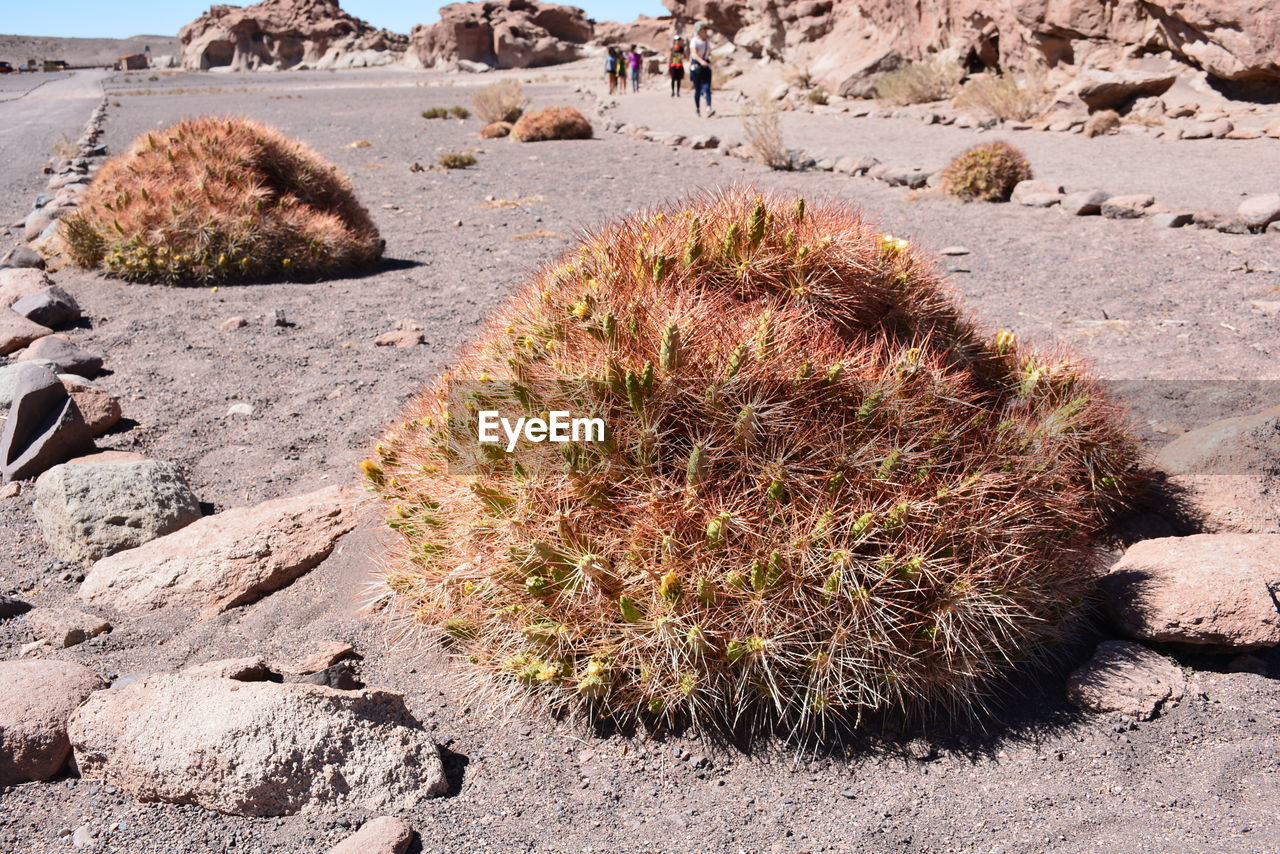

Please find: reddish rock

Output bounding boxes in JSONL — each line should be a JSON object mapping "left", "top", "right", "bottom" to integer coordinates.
{"left": 0, "top": 660, "right": 105, "bottom": 785}
{"left": 179, "top": 0, "right": 409, "bottom": 71}
{"left": 329, "top": 817, "right": 414, "bottom": 854}
{"left": 408, "top": 0, "right": 594, "bottom": 70}
{"left": 63, "top": 380, "right": 122, "bottom": 437}
{"left": 595, "top": 14, "right": 675, "bottom": 51}
{"left": 373, "top": 329, "right": 424, "bottom": 348}
{"left": 0, "top": 268, "right": 54, "bottom": 309}
{"left": 26, "top": 607, "right": 112, "bottom": 648}
{"left": 1066, "top": 640, "right": 1186, "bottom": 720}
{"left": 0, "top": 310, "right": 52, "bottom": 357}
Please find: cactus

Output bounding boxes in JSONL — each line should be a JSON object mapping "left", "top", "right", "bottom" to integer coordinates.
{"left": 368, "top": 186, "right": 1142, "bottom": 741}
{"left": 59, "top": 117, "right": 382, "bottom": 284}
{"left": 940, "top": 141, "right": 1033, "bottom": 202}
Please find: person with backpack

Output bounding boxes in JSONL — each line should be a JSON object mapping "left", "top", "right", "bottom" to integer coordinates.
{"left": 689, "top": 22, "right": 715, "bottom": 116}
{"left": 627, "top": 45, "right": 643, "bottom": 93}
{"left": 668, "top": 35, "right": 686, "bottom": 97}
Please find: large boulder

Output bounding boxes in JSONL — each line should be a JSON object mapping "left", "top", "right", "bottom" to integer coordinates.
{"left": 0, "top": 660, "right": 105, "bottom": 785}
{"left": 594, "top": 14, "right": 675, "bottom": 51}
{"left": 1102, "top": 534, "right": 1280, "bottom": 650}
{"left": 33, "top": 457, "right": 203, "bottom": 565}
{"left": 178, "top": 0, "right": 409, "bottom": 71}
{"left": 69, "top": 676, "right": 447, "bottom": 816}
{"left": 78, "top": 485, "right": 361, "bottom": 617}
{"left": 1074, "top": 69, "right": 1176, "bottom": 112}
{"left": 1065, "top": 640, "right": 1186, "bottom": 720}
{"left": 407, "top": 0, "right": 594, "bottom": 70}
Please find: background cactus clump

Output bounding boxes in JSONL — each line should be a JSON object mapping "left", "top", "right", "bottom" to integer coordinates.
{"left": 368, "top": 187, "right": 1141, "bottom": 740}
{"left": 60, "top": 117, "right": 383, "bottom": 284}
{"left": 510, "top": 106, "right": 593, "bottom": 142}
{"left": 940, "top": 141, "right": 1033, "bottom": 202}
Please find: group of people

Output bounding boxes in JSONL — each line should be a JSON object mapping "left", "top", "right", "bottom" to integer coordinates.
{"left": 604, "top": 22, "right": 716, "bottom": 117}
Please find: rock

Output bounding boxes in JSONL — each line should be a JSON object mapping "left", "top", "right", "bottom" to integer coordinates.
{"left": 63, "top": 380, "right": 122, "bottom": 437}
{"left": 226, "top": 402, "right": 255, "bottom": 417}
{"left": 1225, "top": 127, "right": 1262, "bottom": 140}
{"left": 291, "top": 641, "right": 357, "bottom": 675}
{"left": 1179, "top": 125, "right": 1213, "bottom": 140}
{"left": 33, "top": 458, "right": 202, "bottom": 565}
{"left": 71, "top": 825, "right": 96, "bottom": 848}
{"left": 1151, "top": 212, "right": 1192, "bottom": 228}
{"left": 79, "top": 485, "right": 361, "bottom": 617}
{"left": 1102, "top": 534, "right": 1280, "bottom": 650}
{"left": 1101, "top": 194, "right": 1156, "bottom": 219}
{"left": 26, "top": 607, "right": 112, "bottom": 648}
{"left": 69, "top": 675, "right": 447, "bottom": 816}
{"left": 0, "top": 594, "right": 32, "bottom": 619}
{"left": 373, "top": 329, "right": 424, "bottom": 348}
{"left": 219, "top": 316, "right": 248, "bottom": 331}
{"left": 16, "top": 335, "right": 103, "bottom": 377}
{"left": 689, "top": 135, "right": 719, "bottom": 150}
{"left": 0, "top": 362, "right": 95, "bottom": 483}
{"left": 1010, "top": 180, "right": 1063, "bottom": 204}
{"left": 881, "top": 167, "right": 931, "bottom": 189}
{"left": 1167, "top": 103, "right": 1198, "bottom": 119}
{"left": 593, "top": 14, "right": 674, "bottom": 52}
{"left": 1060, "top": 189, "right": 1110, "bottom": 216}
{"left": 1081, "top": 110, "right": 1120, "bottom": 138}
{"left": 1209, "top": 118, "right": 1234, "bottom": 138}
{"left": 1216, "top": 217, "right": 1252, "bottom": 235}
{"left": 1066, "top": 640, "right": 1186, "bottom": 720}
{"left": 408, "top": 0, "right": 593, "bottom": 70}
{"left": 938, "top": 246, "right": 970, "bottom": 256}
{"left": 0, "top": 310, "right": 52, "bottom": 356}
{"left": 181, "top": 657, "right": 271, "bottom": 681}
{"left": 0, "top": 660, "right": 104, "bottom": 785}
{"left": 290, "top": 660, "right": 363, "bottom": 690}
{"left": 1237, "top": 193, "right": 1280, "bottom": 229}
{"left": 0, "top": 246, "right": 45, "bottom": 270}
{"left": 9, "top": 286, "right": 81, "bottom": 329}
{"left": 0, "top": 268, "right": 53, "bottom": 307}
{"left": 178, "top": 0, "right": 409, "bottom": 71}
{"left": 329, "top": 816, "right": 414, "bottom": 854}
{"left": 1016, "top": 192, "right": 1063, "bottom": 208}
{"left": 1075, "top": 70, "right": 1176, "bottom": 111}
{"left": 837, "top": 50, "right": 904, "bottom": 99}
{"left": 1228, "top": 653, "right": 1268, "bottom": 675}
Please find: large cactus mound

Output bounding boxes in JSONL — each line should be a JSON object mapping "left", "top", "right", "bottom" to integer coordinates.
{"left": 367, "top": 186, "right": 1140, "bottom": 740}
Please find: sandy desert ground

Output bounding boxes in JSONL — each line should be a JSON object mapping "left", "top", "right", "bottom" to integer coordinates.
{"left": 0, "top": 62, "right": 1278, "bottom": 853}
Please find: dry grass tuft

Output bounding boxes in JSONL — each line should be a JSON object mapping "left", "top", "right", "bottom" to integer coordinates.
{"left": 742, "top": 98, "right": 790, "bottom": 170}
{"left": 366, "top": 186, "right": 1142, "bottom": 742}
{"left": 940, "top": 141, "right": 1033, "bottom": 202}
{"left": 511, "top": 106, "right": 593, "bottom": 142}
{"left": 875, "top": 60, "right": 963, "bottom": 106}
{"left": 472, "top": 79, "right": 529, "bottom": 124}
{"left": 953, "top": 72, "right": 1050, "bottom": 122}
{"left": 439, "top": 152, "right": 478, "bottom": 169}
{"left": 60, "top": 117, "right": 382, "bottom": 284}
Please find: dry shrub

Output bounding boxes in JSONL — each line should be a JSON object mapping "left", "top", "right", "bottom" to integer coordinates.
{"left": 953, "top": 72, "right": 1050, "bottom": 122}
{"left": 875, "top": 60, "right": 963, "bottom": 106}
{"left": 366, "top": 187, "right": 1141, "bottom": 741}
{"left": 511, "top": 106, "right": 593, "bottom": 142}
{"left": 806, "top": 87, "right": 829, "bottom": 106}
{"left": 51, "top": 135, "right": 79, "bottom": 158}
{"left": 472, "top": 79, "right": 529, "bottom": 124}
{"left": 60, "top": 117, "right": 382, "bottom": 284}
{"left": 450, "top": 105, "right": 471, "bottom": 119}
{"left": 742, "top": 98, "right": 790, "bottom": 170}
{"left": 479, "top": 121, "right": 513, "bottom": 139}
{"left": 422, "top": 107, "right": 450, "bottom": 119}
{"left": 439, "top": 152, "right": 477, "bottom": 169}
{"left": 1083, "top": 110, "right": 1121, "bottom": 138}
{"left": 940, "top": 141, "right": 1033, "bottom": 202}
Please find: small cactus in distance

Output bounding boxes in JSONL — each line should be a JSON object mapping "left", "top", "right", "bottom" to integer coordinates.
{"left": 368, "top": 186, "right": 1141, "bottom": 742}
{"left": 60, "top": 117, "right": 382, "bottom": 284}
{"left": 940, "top": 141, "right": 1033, "bottom": 202}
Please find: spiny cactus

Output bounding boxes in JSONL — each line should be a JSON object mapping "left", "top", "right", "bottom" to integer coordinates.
{"left": 368, "top": 186, "right": 1141, "bottom": 741}
{"left": 510, "top": 107, "right": 593, "bottom": 142}
{"left": 60, "top": 117, "right": 382, "bottom": 284}
{"left": 940, "top": 141, "right": 1033, "bottom": 202}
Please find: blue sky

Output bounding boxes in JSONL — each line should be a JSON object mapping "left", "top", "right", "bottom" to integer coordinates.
{"left": 3, "top": 0, "right": 668, "bottom": 39}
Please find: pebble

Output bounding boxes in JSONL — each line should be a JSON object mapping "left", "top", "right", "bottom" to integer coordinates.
{"left": 939, "top": 246, "right": 970, "bottom": 256}
{"left": 226, "top": 403, "right": 255, "bottom": 417}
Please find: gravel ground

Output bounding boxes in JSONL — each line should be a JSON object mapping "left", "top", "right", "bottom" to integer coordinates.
{"left": 0, "top": 66, "right": 1278, "bottom": 854}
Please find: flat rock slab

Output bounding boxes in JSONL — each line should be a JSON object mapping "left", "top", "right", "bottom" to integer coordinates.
{"left": 329, "top": 816, "right": 414, "bottom": 854}
{"left": 0, "top": 659, "right": 105, "bottom": 785}
{"left": 1102, "top": 534, "right": 1280, "bottom": 650}
{"left": 34, "top": 458, "right": 203, "bottom": 565}
{"left": 70, "top": 676, "right": 447, "bottom": 817}
{"left": 79, "top": 485, "right": 361, "bottom": 617}
{"left": 1066, "top": 640, "right": 1186, "bottom": 720}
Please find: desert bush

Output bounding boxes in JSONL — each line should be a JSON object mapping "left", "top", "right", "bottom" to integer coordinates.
{"left": 953, "top": 72, "right": 1049, "bottom": 121}
{"left": 781, "top": 65, "right": 814, "bottom": 89}
{"left": 439, "top": 152, "right": 477, "bottom": 169}
{"left": 940, "top": 141, "right": 1033, "bottom": 202}
{"left": 742, "top": 98, "right": 790, "bottom": 170}
{"left": 367, "top": 187, "right": 1141, "bottom": 740}
{"left": 875, "top": 60, "right": 963, "bottom": 106}
{"left": 422, "top": 107, "right": 449, "bottom": 119}
{"left": 450, "top": 105, "right": 471, "bottom": 119}
{"left": 806, "top": 87, "right": 829, "bottom": 106}
{"left": 60, "top": 117, "right": 382, "bottom": 284}
{"left": 51, "top": 134, "right": 79, "bottom": 158}
{"left": 479, "top": 121, "right": 513, "bottom": 139}
{"left": 511, "top": 106, "right": 593, "bottom": 142}
{"left": 1083, "top": 110, "right": 1121, "bottom": 138}
{"left": 472, "top": 79, "right": 529, "bottom": 124}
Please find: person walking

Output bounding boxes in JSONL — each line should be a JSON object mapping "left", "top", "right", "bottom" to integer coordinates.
{"left": 689, "top": 22, "right": 714, "bottom": 116}
{"left": 605, "top": 46, "right": 619, "bottom": 95}
{"left": 627, "top": 45, "right": 642, "bottom": 93}
{"left": 668, "top": 35, "right": 686, "bottom": 97}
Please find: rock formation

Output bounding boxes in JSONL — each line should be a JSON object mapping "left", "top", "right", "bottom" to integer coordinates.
{"left": 594, "top": 14, "right": 677, "bottom": 51}
{"left": 662, "top": 0, "right": 1280, "bottom": 99}
{"left": 407, "top": 0, "right": 594, "bottom": 70}
{"left": 179, "top": 0, "right": 409, "bottom": 72}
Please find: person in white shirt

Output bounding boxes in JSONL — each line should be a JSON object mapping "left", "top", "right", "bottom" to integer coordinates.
{"left": 689, "top": 22, "right": 715, "bottom": 117}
